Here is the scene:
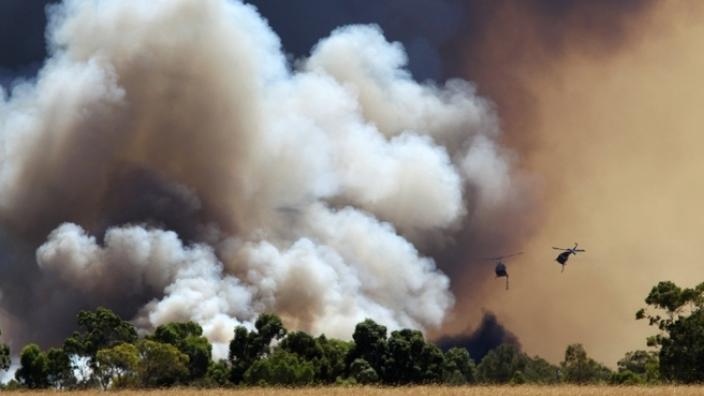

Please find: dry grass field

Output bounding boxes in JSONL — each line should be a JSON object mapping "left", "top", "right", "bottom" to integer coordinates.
{"left": 3, "top": 387, "right": 704, "bottom": 396}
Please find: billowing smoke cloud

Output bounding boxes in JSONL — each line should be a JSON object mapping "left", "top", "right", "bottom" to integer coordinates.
{"left": 0, "top": 0, "right": 517, "bottom": 357}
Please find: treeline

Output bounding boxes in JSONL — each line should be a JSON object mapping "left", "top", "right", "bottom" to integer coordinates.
{"left": 1, "top": 278, "right": 704, "bottom": 389}
{"left": 0, "top": 310, "right": 652, "bottom": 389}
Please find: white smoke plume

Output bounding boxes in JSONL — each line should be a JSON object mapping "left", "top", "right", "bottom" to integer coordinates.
{"left": 0, "top": 0, "right": 513, "bottom": 357}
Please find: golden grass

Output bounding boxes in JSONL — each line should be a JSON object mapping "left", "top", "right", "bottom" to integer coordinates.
{"left": 4, "top": 386, "right": 704, "bottom": 396}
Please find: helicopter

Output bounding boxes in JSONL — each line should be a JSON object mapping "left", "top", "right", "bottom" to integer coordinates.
{"left": 483, "top": 252, "right": 522, "bottom": 290}
{"left": 552, "top": 243, "right": 585, "bottom": 272}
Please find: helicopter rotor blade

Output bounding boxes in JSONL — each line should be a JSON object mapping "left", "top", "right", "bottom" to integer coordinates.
{"left": 482, "top": 252, "right": 523, "bottom": 261}
{"left": 552, "top": 247, "right": 568, "bottom": 251}
{"left": 501, "top": 252, "right": 523, "bottom": 259}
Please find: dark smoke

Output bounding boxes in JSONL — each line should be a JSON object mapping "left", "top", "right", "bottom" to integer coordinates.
{"left": 99, "top": 168, "right": 204, "bottom": 242}
{"left": 436, "top": 312, "right": 520, "bottom": 362}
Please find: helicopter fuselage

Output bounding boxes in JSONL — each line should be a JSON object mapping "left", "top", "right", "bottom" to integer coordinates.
{"left": 556, "top": 251, "right": 572, "bottom": 264}
{"left": 495, "top": 262, "right": 508, "bottom": 277}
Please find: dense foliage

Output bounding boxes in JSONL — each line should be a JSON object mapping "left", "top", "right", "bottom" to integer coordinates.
{"left": 4, "top": 278, "right": 704, "bottom": 390}
{"left": 560, "top": 344, "right": 610, "bottom": 384}
{"left": 637, "top": 280, "right": 704, "bottom": 383}
{"left": 0, "top": 308, "right": 599, "bottom": 389}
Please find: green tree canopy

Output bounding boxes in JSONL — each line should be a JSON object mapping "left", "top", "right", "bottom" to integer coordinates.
{"left": 280, "top": 331, "right": 323, "bottom": 361}
{"left": 228, "top": 314, "right": 287, "bottom": 384}
{"left": 349, "top": 358, "right": 379, "bottom": 384}
{"left": 0, "top": 329, "right": 9, "bottom": 374}
{"left": 637, "top": 280, "right": 704, "bottom": 383}
{"left": 95, "top": 342, "right": 140, "bottom": 389}
{"left": 316, "top": 336, "right": 353, "bottom": 383}
{"left": 63, "top": 307, "right": 137, "bottom": 365}
{"left": 204, "top": 360, "right": 230, "bottom": 387}
{"left": 150, "top": 321, "right": 212, "bottom": 380}
{"left": 476, "top": 344, "right": 527, "bottom": 384}
{"left": 255, "top": 314, "right": 287, "bottom": 344}
{"left": 229, "top": 326, "right": 255, "bottom": 384}
{"left": 243, "top": 349, "right": 315, "bottom": 386}
{"left": 137, "top": 339, "right": 189, "bottom": 387}
{"left": 347, "top": 319, "right": 388, "bottom": 378}
{"left": 15, "top": 344, "right": 49, "bottom": 389}
{"left": 614, "top": 350, "right": 659, "bottom": 384}
{"left": 10, "top": 313, "right": 674, "bottom": 388}
{"left": 523, "top": 355, "right": 561, "bottom": 384}
{"left": 560, "top": 344, "right": 611, "bottom": 384}
{"left": 46, "top": 348, "right": 75, "bottom": 389}
{"left": 384, "top": 329, "right": 445, "bottom": 384}
{"left": 443, "top": 347, "right": 476, "bottom": 384}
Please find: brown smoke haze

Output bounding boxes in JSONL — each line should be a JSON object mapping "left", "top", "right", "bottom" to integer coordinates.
{"left": 451, "top": 1, "right": 704, "bottom": 365}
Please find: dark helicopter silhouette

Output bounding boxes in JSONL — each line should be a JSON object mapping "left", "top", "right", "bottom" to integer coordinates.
{"left": 552, "top": 243, "right": 585, "bottom": 272}
{"left": 483, "top": 252, "right": 522, "bottom": 290}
